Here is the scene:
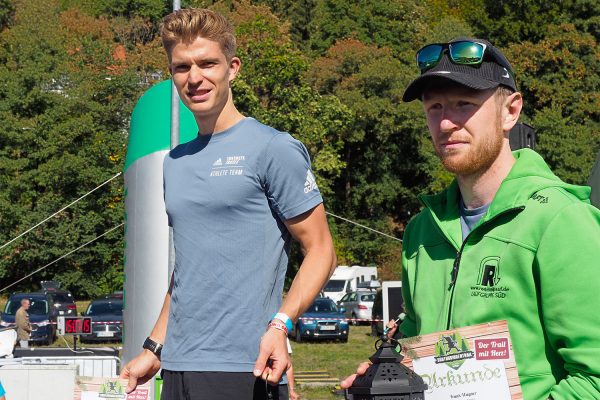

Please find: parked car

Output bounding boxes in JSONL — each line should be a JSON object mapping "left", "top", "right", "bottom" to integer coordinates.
{"left": 38, "top": 281, "right": 77, "bottom": 317}
{"left": 0, "top": 292, "right": 58, "bottom": 345}
{"left": 40, "top": 280, "right": 61, "bottom": 290}
{"left": 337, "top": 290, "right": 376, "bottom": 326}
{"left": 291, "top": 297, "right": 349, "bottom": 343}
{"left": 80, "top": 296, "right": 123, "bottom": 343}
{"left": 107, "top": 290, "right": 123, "bottom": 299}
{"left": 39, "top": 288, "right": 77, "bottom": 317}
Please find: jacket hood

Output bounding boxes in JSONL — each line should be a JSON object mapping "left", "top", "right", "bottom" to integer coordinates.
{"left": 495, "top": 148, "right": 590, "bottom": 203}
{"left": 420, "top": 148, "right": 591, "bottom": 248}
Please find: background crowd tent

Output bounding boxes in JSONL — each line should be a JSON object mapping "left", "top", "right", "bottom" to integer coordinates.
{"left": 123, "top": 80, "right": 196, "bottom": 364}
{"left": 590, "top": 150, "right": 600, "bottom": 209}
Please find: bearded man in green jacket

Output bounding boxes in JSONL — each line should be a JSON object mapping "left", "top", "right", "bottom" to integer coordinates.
{"left": 342, "top": 38, "right": 600, "bottom": 399}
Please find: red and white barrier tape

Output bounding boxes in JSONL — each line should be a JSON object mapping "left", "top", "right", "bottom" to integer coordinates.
{"left": 1, "top": 321, "right": 123, "bottom": 327}
{"left": 299, "top": 317, "right": 383, "bottom": 322}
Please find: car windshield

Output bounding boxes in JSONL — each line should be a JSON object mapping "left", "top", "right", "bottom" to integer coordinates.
{"left": 86, "top": 301, "right": 123, "bottom": 316}
{"left": 53, "top": 293, "right": 74, "bottom": 304}
{"left": 360, "top": 294, "right": 376, "bottom": 302}
{"left": 4, "top": 298, "right": 48, "bottom": 315}
{"left": 307, "top": 299, "right": 338, "bottom": 313}
{"left": 324, "top": 280, "right": 345, "bottom": 292}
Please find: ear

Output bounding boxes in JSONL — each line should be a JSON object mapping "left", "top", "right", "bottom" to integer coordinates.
{"left": 501, "top": 91, "right": 523, "bottom": 133}
{"left": 228, "top": 57, "right": 241, "bottom": 83}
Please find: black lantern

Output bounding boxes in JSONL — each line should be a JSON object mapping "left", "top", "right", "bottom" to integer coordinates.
{"left": 346, "top": 335, "right": 427, "bottom": 400}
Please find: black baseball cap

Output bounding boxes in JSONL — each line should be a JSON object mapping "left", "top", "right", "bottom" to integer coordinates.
{"left": 402, "top": 38, "right": 517, "bottom": 102}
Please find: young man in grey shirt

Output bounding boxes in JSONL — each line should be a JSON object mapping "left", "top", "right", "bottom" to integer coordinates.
{"left": 121, "top": 8, "right": 337, "bottom": 399}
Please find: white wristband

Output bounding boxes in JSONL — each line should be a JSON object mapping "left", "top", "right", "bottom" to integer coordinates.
{"left": 272, "top": 312, "right": 293, "bottom": 332}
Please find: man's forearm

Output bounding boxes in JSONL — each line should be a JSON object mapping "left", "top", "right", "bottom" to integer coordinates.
{"left": 148, "top": 276, "right": 173, "bottom": 344}
{"left": 279, "top": 243, "right": 336, "bottom": 322}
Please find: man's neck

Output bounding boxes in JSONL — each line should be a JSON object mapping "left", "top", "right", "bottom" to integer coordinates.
{"left": 457, "top": 148, "right": 516, "bottom": 209}
{"left": 195, "top": 95, "right": 245, "bottom": 136}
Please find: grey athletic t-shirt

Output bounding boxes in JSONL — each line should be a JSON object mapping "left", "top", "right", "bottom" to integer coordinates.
{"left": 161, "top": 117, "right": 323, "bottom": 372}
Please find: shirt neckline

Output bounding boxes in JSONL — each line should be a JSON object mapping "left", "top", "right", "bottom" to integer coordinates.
{"left": 196, "top": 117, "right": 252, "bottom": 144}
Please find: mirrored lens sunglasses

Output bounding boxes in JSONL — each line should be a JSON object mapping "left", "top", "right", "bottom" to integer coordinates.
{"left": 416, "top": 40, "right": 492, "bottom": 73}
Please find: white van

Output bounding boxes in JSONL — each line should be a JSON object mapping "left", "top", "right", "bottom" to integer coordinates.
{"left": 322, "top": 265, "right": 378, "bottom": 303}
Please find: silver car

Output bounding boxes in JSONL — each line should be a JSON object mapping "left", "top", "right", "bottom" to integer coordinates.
{"left": 337, "top": 290, "right": 376, "bottom": 325}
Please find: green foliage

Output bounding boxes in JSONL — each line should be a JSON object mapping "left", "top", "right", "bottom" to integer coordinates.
{"left": 253, "top": 0, "right": 315, "bottom": 42}
{"left": 460, "top": 0, "right": 600, "bottom": 46}
{"left": 531, "top": 107, "right": 599, "bottom": 185}
{"left": 0, "top": 0, "right": 145, "bottom": 298}
{"left": 305, "top": 0, "right": 428, "bottom": 56}
{"left": 464, "top": 0, "right": 565, "bottom": 46}
{"left": 226, "top": 2, "right": 351, "bottom": 196}
{"left": 60, "top": 0, "right": 169, "bottom": 22}
{"left": 0, "top": 0, "right": 14, "bottom": 31}
{"left": 308, "top": 40, "right": 428, "bottom": 221}
{"left": 505, "top": 24, "right": 600, "bottom": 184}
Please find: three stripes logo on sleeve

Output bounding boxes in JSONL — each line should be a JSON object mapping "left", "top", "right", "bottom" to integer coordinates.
{"left": 304, "top": 170, "right": 318, "bottom": 194}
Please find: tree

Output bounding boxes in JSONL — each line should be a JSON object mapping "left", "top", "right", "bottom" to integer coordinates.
{"left": 304, "top": 0, "right": 427, "bottom": 56}
{"left": 0, "top": 0, "right": 159, "bottom": 297}
{"left": 309, "top": 40, "right": 430, "bottom": 221}
{"left": 216, "top": 1, "right": 353, "bottom": 197}
{"left": 0, "top": 0, "right": 14, "bottom": 31}
{"left": 505, "top": 24, "right": 600, "bottom": 184}
{"left": 60, "top": 0, "right": 169, "bottom": 22}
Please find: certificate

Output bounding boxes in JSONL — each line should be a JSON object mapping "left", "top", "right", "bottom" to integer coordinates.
{"left": 398, "top": 320, "right": 522, "bottom": 400}
{"left": 74, "top": 377, "right": 151, "bottom": 400}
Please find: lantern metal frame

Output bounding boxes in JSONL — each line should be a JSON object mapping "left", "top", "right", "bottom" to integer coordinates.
{"left": 346, "top": 334, "right": 427, "bottom": 400}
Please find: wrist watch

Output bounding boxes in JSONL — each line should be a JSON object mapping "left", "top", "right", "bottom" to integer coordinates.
{"left": 142, "top": 337, "right": 163, "bottom": 359}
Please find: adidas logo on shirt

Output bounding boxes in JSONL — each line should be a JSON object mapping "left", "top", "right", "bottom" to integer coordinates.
{"left": 213, "top": 158, "right": 223, "bottom": 166}
{"left": 304, "top": 170, "right": 318, "bottom": 194}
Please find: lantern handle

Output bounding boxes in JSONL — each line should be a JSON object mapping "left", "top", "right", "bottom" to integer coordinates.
{"left": 374, "top": 335, "right": 402, "bottom": 352}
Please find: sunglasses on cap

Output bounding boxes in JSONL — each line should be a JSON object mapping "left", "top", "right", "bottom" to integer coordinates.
{"left": 416, "top": 40, "right": 513, "bottom": 75}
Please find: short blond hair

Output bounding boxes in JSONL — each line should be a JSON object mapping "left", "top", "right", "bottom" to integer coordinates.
{"left": 494, "top": 85, "right": 514, "bottom": 103}
{"left": 160, "top": 8, "right": 237, "bottom": 60}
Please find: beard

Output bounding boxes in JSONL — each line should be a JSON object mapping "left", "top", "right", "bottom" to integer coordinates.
{"left": 436, "top": 119, "right": 505, "bottom": 177}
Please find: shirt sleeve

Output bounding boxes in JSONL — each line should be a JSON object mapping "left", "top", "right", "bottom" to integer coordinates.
{"left": 538, "top": 202, "right": 600, "bottom": 399}
{"left": 260, "top": 133, "right": 323, "bottom": 221}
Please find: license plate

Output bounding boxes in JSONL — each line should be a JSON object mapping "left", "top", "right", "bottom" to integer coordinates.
{"left": 59, "top": 311, "right": 64, "bottom": 315}
{"left": 319, "top": 325, "right": 335, "bottom": 331}
{"left": 97, "top": 331, "right": 114, "bottom": 337}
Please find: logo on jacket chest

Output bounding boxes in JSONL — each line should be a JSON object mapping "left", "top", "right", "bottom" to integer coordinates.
{"left": 470, "top": 256, "right": 509, "bottom": 299}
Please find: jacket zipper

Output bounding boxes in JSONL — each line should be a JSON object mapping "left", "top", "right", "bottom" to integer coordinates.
{"left": 446, "top": 239, "right": 467, "bottom": 330}
{"left": 444, "top": 205, "right": 525, "bottom": 330}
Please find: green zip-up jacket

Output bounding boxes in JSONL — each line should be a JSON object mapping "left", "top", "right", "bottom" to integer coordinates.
{"left": 400, "top": 149, "right": 600, "bottom": 399}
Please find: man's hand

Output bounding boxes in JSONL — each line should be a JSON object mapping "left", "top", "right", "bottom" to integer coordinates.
{"left": 340, "top": 361, "right": 372, "bottom": 389}
{"left": 289, "top": 388, "right": 300, "bottom": 400}
{"left": 253, "top": 327, "right": 291, "bottom": 385}
{"left": 120, "top": 350, "right": 161, "bottom": 393}
{"left": 385, "top": 319, "right": 398, "bottom": 339}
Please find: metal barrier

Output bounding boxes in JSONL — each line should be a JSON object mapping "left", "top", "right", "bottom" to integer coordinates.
{"left": 20, "top": 355, "right": 120, "bottom": 377}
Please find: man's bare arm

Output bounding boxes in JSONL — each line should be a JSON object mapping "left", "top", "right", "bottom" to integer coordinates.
{"left": 253, "top": 204, "right": 336, "bottom": 383}
{"left": 280, "top": 203, "right": 337, "bottom": 321}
